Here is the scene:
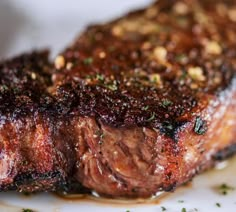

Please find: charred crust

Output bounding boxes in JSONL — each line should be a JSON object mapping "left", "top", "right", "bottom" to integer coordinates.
{"left": 213, "top": 143, "right": 236, "bottom": 161}
{"left": 0, "top": 171, "right": 65, "bottom": 192}
{"left": 0, "top": 51, "right": 55, "bottom": 121}
{"left": 159, "top": 120, "right": 187, "bottom": 141}
{"left": 52, "top": 0, "right": 236, "bottom": 130}
{"left": 56, "top": 180, "right": 91, "bottom": 195}
{"left": 162, "top": 182, "right": 177, "bottom": 192}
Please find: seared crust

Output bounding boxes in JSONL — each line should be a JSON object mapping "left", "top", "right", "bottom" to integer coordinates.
{"left": 52, "top": 0, "right": 236, "bottom": 197}
{"left": 0, "top": 0, "right": 236, "bottom": 198}
{"left": 0, "top": 52, "right": 74, "bottom": 192}
{"left": 53, "top": 0, "right": 236, "bottom": 132}
{"left": 0, "top": 51, "right": 53, "bottom": 118}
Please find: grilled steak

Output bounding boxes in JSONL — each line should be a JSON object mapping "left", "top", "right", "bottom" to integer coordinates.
{"left": 0, "top": 0, "right": 236, "bottom": 198}
{"left": 0, "top": 51, "right": 77, "bottom": 192}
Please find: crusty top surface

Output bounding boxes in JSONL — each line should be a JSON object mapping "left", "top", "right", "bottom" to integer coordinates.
{"left": 52, "top": 0, "right": 236, "bottom": 129}
{"left": 0, "top": 0, "right": 236, "bottom": 131}
{"left": 0, "top": 51, "right": 55, "bottom": 120}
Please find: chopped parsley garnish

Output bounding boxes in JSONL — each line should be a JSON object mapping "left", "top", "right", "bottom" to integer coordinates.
{"left": 194, "top": 116, "right": 207, "bottom": 135}
{"left": 181, "top": 208, "right": 187, "bottom": 212}
{"left": 22, "top": 191, "right": 30, "bottom": 196}
{"left": 106, "top": 84, "right": 118, "bottom": 91}
{"left": 0, "top": 85, "right": 8, "bottom": 92}
{"left": 161, "top": 206, "right": 167, "bottom": 211}
{"left": 83, "top": 57, "right": 93, "bottom": 65}
{"left": 180, "top": 71, "right": 187, "bottom": 80}
{"left": 147, "top": 112, "right": 156, "bottom": 122}
{"left": 161, "top": 99, "right": 173, "bottom": 108}
{"left": 96, "top": 74, "right": 104, "bottom": 81}
{"left": 108, "top": 46, "right": 115, "bottom": 52}
{"left": 216, "top": 183, "right": 235, "bottom": 195}
{"left": 22, "top": 209, "right": 33, "bottom": 212}
{"left": 216, "top": 203, "right": 221, "bottom": 207}
{"left": 176, "top": 54, "right": 187, "bottom": 62}
{"left": 178, "top": 200, "right": 184, "bottom": 203}
{"left": 142, "top": 106, "right": 149, "bottom": 111}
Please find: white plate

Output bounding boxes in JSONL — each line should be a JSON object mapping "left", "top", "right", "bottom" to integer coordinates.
{"left": 0, "top": 157, "right": 235, "bottom": 212}
{"left": 0, "top": 1, "right": 235, "bottom": 211}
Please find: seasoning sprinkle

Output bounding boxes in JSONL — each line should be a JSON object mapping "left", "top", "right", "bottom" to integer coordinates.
{"left": 147, "top": 112, "right": 156, "bottom": 122}
{"left": 161, "top": 206, "right": 167, "bottom": 211}
{"left": 83, "top": 57, "right": 93, "bottom": 65}
{"left": 162, "top": 99, "right": 173, "bottom": 108}
{"left": 31, "top": 72, "right": 36, "bottom": 80}
{"left": 205, "top": 41, "right": 222, "bottom": 55}
{"left": 99, "top": 51, "right": 106, "bottom": 59}
{"left": 149, "top": 73, "right": 162, "bottom": 86}
{"left": 0, "top": 85, "right": 8, "bottom": 92}
{"left": 55, "top": 55, "right": 65, "bottom": 69}
{"left": 173, "top": 2, "right": 189, "bottom": 15}
{"left": 66, "top": 62, "right": 73, "bottom": 70}
{"left": 194, "top": 116, "right": 208, "bottom": 135}
{"left": 216, "top": 203, "right": 221, "bottom": 207}
{"left": 187, "top": 67, "right": 206, "bottom": 82}
{"left": 106, "top": 84, "right": 118, "bottom": 91}
{"left": 216, "top": 183, "right": 235, "bottom": 195}
{"left": 22, "top": 209, "right": 34, "bottom": 212}
{"left": 228, "top": 9, "right": 236, "bottom": 22}
{"left": 96, "top": 74, "right": 104, "bottom": 81}
{"left": 153, "top": 46, "right": 167, "bottom": 63}
{"left": 142, "top": 106, "right": 149, "bottom": 111}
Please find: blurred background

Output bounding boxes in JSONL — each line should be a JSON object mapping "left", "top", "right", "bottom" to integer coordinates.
{"left": 0, "top": 0, "right": 153, "bottom": 59}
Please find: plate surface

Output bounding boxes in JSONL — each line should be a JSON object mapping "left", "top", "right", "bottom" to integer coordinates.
{"left": 0, "top": 1, "right": 235, "bottom": 211}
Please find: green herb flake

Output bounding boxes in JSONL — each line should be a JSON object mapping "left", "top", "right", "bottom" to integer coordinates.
{"left": 180, "top": 71, "right": 187, "bottom": 81}
{"left": 96, "top": 74, "right": 104, "bottom": 81}
{"left": 147, "top": 112, "right": 156, "bottom": 122}
{"left": 142, "top": 106, "right": 149, "bottom": 111}
{"left": 85, "top": 75, "right": 92, "bottom": 79}
{"left": 106, "top": 84, "right": 118, "bottom": 91}
{"left": 83, "top": 57, "right": 93, "bottom": 65}
{"left": 181, "top": 208, "right": 187, "bottom": 212}
{"left": 161, "top": 206, "right": 167, "bottom": 211}
{"left": 176, "top": 54, "right": 187, "bottom": 62}
{"left": 108, "top": 46, "right": 115, "bottom": 52}
{"left": 22, "top": 191, "right": 30, "bottom": 196}
{"left": 178, "top": 200, "right": 184, "bottom": 203}
{"left": 216, "top": 183, "right": 235, "bottom": 195}
{"left": 22, "top": 209, "right": 34, "bottom": 212}
{"left": 216, "top": 203, "right": 221, "bottom": 207}
{"left": 0, "top": 85, "right": 8, "bottom": 92}
{"left": 161, "top": 99, "right": 173, "bottom": 108}
{"left": 194, "top": 116, "right": 207, "bottom": 135}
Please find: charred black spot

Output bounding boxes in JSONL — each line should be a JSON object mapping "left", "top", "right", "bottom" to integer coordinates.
{"left": 162, "top": 182, "right": 177, "bottom": 192}
{"left": 57, "top": 180, "right": 91, "bottom": 194}
{"left": 14, "top": 171, "right": 63, "bottom": 185}
{"left": 159, "top": 120, "right": 187, "bottom": 142}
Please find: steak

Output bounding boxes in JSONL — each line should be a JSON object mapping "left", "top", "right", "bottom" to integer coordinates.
{"left": 0, "top": 0, "right": 236, "bottom": 198}
{"left": 0, "top": 51, "right": 76, "bottom": 192}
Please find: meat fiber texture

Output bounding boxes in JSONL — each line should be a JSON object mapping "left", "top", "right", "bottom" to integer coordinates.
{"left": 0, "top": 0, "right": 236, "bottom": 198}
